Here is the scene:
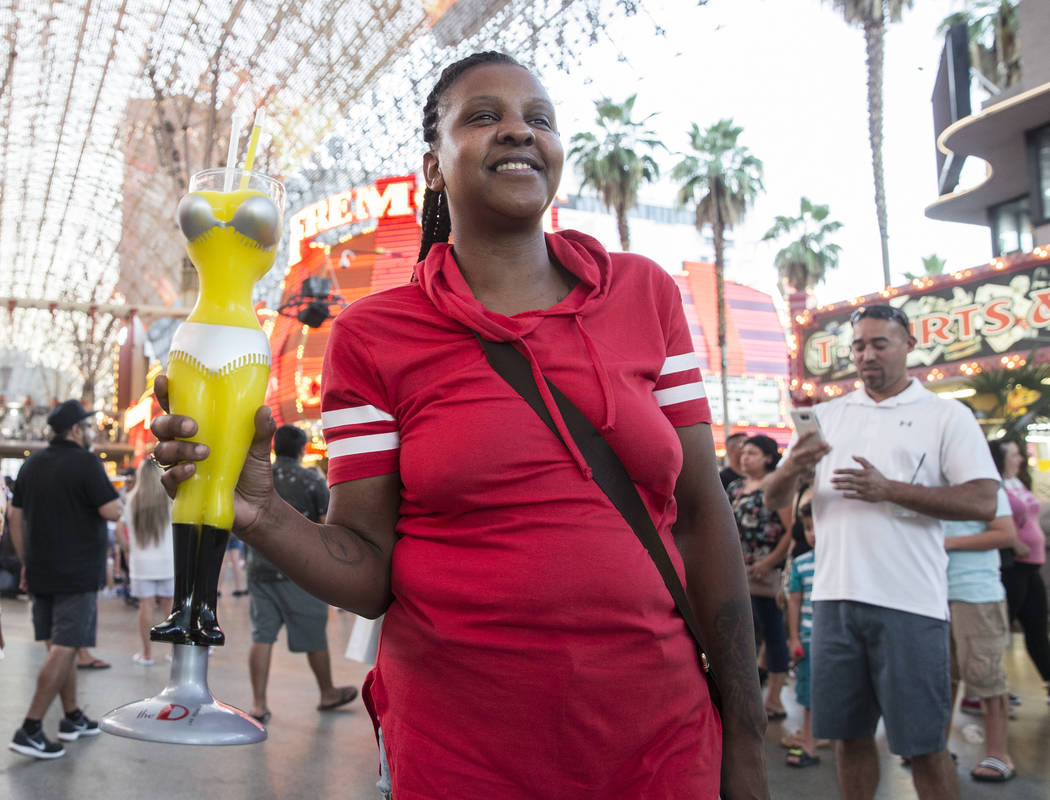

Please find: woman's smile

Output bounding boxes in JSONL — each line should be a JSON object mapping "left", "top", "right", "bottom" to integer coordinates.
{"left": 424, "top": 62, "right": 564, "bottom": 225}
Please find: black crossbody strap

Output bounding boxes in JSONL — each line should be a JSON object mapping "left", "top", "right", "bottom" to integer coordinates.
{"left": 475, "top": 335, "right": 721, "bottom": 709}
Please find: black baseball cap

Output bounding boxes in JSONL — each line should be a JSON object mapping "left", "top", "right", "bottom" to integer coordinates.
{"left": 46, "top": 399, "right": 94, "bottom": 432}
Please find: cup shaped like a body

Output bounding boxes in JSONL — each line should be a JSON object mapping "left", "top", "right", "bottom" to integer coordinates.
{"left": 169, "top": 169, "right": 285, "bottom": 530}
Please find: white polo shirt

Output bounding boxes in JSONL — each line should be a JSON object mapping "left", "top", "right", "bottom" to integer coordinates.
{"left": 786, "top": 379, "right": 998, "bottom": 620}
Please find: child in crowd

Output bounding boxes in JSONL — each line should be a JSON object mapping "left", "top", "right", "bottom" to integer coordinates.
{"left": 944, "top": 484, "right": 1021, "bottom": 783}
{"left": 785, "top": 494, "right": 820, "bottom": 767}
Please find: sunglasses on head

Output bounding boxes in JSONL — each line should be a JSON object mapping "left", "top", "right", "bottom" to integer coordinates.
{"left": 850, "top": 305, "right": 910, "bottom": 330}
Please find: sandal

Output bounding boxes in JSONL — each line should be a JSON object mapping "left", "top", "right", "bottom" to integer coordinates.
{"left": 781, "top": 731, "right": 829, "bottom": 750}
{"left": 971, "top": 757, "right": 1014, "bottom": 782}
{"left": 317, "top": 685, "right": 358, "bottom": 711}
{"left": 765, "top": 707, "right": 787, "bottom": 721}
{"left": 786, "top": 747, "right": 820, "bottom": 768}
{"left": 76, "top": 658, "right": 110, "bottom": 670}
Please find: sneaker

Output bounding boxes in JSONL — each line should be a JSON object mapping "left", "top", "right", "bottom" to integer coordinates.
{"left": 9, "top": 727, "right": 65, "bottom": 759}
{"left": 1009, "top": 693, "right": 1022, "bottom": 707}
{"left": 132, "top": 653, "right": 155, "bottom": 666}
{"left": 57, "top": 714, "right": 100, "bottom": 741}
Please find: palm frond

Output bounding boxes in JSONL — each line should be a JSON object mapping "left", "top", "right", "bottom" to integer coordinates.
{"left": 671, "top": 118, "right": 764, "bottom": 235}
{"left": 570, "top": 95, "right": 665, "bottom": 248}
{"left": 762, "top": 195, "right": 844, "bottom": 293}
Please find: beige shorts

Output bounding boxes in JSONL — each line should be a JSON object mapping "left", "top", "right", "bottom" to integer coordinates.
{"left": 949, "top": 599, "right": 1009, "bottom": 697}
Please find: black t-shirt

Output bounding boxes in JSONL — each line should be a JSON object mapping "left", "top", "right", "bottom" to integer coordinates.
{"left": 719, "top": 466, "right": 743, "bottom": 491}
{"left": 12, "top": 440, "right": 119, "bottom": 594}
{"left": 247, "top": 456, "right": 330, "bottom": 582}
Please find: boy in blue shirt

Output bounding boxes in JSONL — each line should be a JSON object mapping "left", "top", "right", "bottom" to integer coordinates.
{"left": 786, "top": 497, "right": 819, "bottom": 767}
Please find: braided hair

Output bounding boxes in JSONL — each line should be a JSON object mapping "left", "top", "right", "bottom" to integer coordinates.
{"left": 417, "top": 51, "right": 523, "bottom": 262}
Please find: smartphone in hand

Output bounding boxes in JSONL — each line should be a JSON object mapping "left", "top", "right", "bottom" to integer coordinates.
{"left": 789, "top": 408, "right": 825, "bottom": 443}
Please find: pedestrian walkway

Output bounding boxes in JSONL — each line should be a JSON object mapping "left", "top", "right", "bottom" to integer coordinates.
{"left": 2, "top": 592, "right": 1048, "bottom": 799}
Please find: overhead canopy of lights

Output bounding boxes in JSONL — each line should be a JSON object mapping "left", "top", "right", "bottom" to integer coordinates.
{"left": 0, "top": 0, "right": 657, "bottom": 405}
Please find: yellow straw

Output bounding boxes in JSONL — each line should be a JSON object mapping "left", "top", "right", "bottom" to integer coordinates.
{"left": 239, "top": 108, "right": 265, "bottom": 188}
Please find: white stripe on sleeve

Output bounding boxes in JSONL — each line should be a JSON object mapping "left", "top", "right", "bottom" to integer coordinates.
{"left": 326, "top": 432, "right": 401, "bottom": 459}
{"left": 322, "top": 405, "right": 395, "bottom": 429}
{"left": 654, "top": 381, "right": 707, "bottom": 407}
{"left": 660, "top": 352, "right": 700, "bottom": 376}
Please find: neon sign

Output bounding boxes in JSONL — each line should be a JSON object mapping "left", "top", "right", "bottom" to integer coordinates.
{"left": 801, "top": 259, "right": 1050, "bottom": 381}
{"left": 287, "top": 177, "right": 420, "bottom": 267}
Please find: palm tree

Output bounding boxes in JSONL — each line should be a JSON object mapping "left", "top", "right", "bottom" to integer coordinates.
{"left": 903, "top": 253, "right": 947, "bottom": 282}
{"left": 939, "top": 1, "right": 1020, "bottom": 91}
{"left": 568, "top": 94, "right": 663, "bottom": 250}
{"left": 964, "top": 355, "right": 1050, "bottom": 439}
{"left": 762, "top": 197, "right": 843, "bottom": 296}
{"left": 672, "top": 119, "right": 764, "bottom": 444}
{"left": 827, "top": 0, "right": 913, "bottom": 289}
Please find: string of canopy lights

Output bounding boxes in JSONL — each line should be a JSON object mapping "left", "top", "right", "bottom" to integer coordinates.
{"left": 0, "top": 0, "right": 661, "bottom": 406}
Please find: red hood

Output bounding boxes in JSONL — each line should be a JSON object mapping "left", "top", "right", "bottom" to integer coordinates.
{"left": 414, "top": 230, "right": 610, "bottom": 342}
{"left": 414, "top": 230, "right": 615, "bottom": 479}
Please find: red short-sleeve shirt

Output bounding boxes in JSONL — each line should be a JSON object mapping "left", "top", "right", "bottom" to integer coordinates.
{"left": 321, "top": 231, "right": 720, "bottom": 799}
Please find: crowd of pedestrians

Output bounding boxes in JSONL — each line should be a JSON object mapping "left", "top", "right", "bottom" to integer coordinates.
{"left": 2, "top": 320, "right": 1049, "bottom": 797}
{"left": 2, "top": 400, "right": 359, "bottom": 762}
{"left": 0, "top": 47, "right": 1048, "bottom": 799}
{"left": 716, "top": 303, "right": 1049, "bottom": 799}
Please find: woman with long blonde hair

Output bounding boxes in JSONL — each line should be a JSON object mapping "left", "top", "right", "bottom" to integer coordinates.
{"left": 124, "top": 456, "right": 173, "bottom": 665}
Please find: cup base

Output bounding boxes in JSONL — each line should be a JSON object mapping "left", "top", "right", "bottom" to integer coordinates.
{"left": 99, "top": 644, "right": 265, "bottom": 746}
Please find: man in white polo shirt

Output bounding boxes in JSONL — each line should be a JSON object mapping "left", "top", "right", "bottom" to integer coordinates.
{"left": 764, "top": 305, "right": 998, "bottom": 800}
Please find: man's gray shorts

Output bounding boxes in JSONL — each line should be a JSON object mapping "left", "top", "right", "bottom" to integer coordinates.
{"left": 249, "top": 579, "right": 329, "bottom": 653}
{"left": 31, "top": 592, "right": 98, "bottom": 648}
{"left": 811, "top": 600, "right": 950, "bottom": 757}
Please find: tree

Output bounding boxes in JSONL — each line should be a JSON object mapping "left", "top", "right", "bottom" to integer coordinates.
{"left": 964, "top": 354, "right": 1050, "bottom": 440}
{"left": 762, "top": 197, "right": 843, "bottom": 296}
{"left": 939, "top": 1, "right": 1020, "bottom": 92}
{"left": 827, "top": 0, "right": 913, "bottom": 288}
{"left": 903, "top": 253, "right": 947, "bottom": 282}
{"left": 672, "top": 119, "right": 764, "bottom": 444}
{"left": 568, "top": 94, "right": 663, "bottom": 250}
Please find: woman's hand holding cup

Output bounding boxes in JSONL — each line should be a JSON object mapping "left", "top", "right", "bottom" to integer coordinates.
{"left": 149, "top": 374, "right": 278, "bottom": 535}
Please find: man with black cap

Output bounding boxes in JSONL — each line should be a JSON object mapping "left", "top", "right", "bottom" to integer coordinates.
{"left": 7, "top": 399, "right": 122, "bottom": 759}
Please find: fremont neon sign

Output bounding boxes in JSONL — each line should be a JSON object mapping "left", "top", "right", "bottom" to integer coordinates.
{"left": 288, "top": 177, "right": 420, "bottom": 267}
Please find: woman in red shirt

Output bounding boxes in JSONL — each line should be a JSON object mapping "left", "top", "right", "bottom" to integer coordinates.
{"left": 152, "top": 52, "right": 768, "bottom": 799}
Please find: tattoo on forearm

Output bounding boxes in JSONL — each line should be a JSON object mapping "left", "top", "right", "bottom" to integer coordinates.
{"left": 711, "top": 593, "right": 764, "bottom": 715}
{"left": 318, "top": 526, "right": 365, "bottom": 566}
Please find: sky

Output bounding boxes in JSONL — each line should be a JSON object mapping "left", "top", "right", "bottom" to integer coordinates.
{"left": 542, "top": 0, "right": 991, "bottom": 308}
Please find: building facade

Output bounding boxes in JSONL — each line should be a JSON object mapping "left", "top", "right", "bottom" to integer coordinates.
{"left": 926, "top": 1, "right": 1050, "bottom": 255}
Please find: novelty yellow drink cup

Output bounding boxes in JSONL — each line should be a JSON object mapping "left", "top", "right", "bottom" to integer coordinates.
{"left": 152, "top": 167, "right": 285, "bottom": 647}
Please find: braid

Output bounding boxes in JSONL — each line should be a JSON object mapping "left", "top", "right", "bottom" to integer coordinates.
{"left": 417, "top": 187, "right": 450, "bottom": 262}
{"left": 417, "top": 51, "right": 522, "bottom": 262}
